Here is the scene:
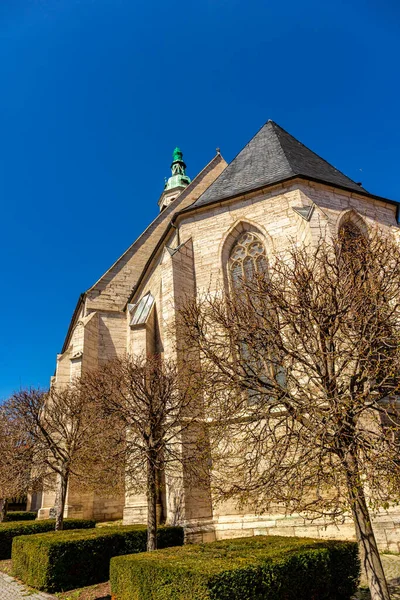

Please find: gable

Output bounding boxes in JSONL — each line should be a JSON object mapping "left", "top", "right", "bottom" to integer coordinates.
{"left": 84, "top": 153, "right": 227, "bottom": 312}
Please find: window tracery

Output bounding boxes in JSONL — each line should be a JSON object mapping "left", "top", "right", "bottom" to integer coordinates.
{"left": 338, "top": 220, "right": 367, "bottom": 263}
{"left": 339, "top": 220, "right": 363, "bottom": 241}
{"left": 228, "top": 232, "right": 267, "bottom": 289}
{"left": 226, "top": 230, "right": 282, "bottom": 403}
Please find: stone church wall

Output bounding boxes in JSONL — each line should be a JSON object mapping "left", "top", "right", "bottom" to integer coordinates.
{"left": 40, "top": 151, "right": 400, "bottom": 536}
{"left": 97, "top": 311, "right": 126, "bottom": 363}
{"left": 299, "top": 181, "right": 398, "bottom": 231}
{"left": 175, "top": 180, "right": 400, "bottom": 548}
{"left": 209, "top": 507, "right": 400, "bottom": 552}
{"left": 178, "top": 181, "right": 397, "bottom": 297}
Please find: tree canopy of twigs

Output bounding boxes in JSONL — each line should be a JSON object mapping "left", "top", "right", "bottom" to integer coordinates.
{"left": 5, "top": 384, "right": 123, "bottom": 530}
{"left": 179, "top": 228, "right": 400, "bottom": 600}
{"left": 0, "top": 403, "right": 35, "bottom": 521}
{"left": 82, "top": 354, "right": 209, "bottom": 551}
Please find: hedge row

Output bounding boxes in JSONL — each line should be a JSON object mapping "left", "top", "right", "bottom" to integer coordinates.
{"left": 110, "top": 535, "right": 360, "bottom": 600}
{"left": 12, "top": 525, "right": 184, "bottom": 593}
{"left": 0, "top": 519, "right": 95, "bottom": 560}
{"left": 4, "top": 511, "right": 37, "bottom": 522}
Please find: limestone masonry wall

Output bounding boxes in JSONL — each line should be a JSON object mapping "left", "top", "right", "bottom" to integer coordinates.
{"left": 44, "top": 158, "right": 400, "bottom": 537}
{"left": 175, "top": 180, "right": 400, "bottom": 548}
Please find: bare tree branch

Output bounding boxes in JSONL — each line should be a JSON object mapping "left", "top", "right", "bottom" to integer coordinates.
{"left": 179, "top": 228, "right": 400, "bottom": 600}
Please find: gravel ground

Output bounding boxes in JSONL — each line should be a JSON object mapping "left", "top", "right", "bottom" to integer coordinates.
{"left": 0, "top": 571, "right": 55, "bottom": 599}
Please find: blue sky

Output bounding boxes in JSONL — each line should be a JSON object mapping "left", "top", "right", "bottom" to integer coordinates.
{"left": 0, "top": 0, "right": 399, "bottom": 400}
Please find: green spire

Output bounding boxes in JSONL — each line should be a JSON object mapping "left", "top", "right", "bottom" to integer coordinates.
{"left": 172, "top": 147, "right": 183, "bottom": 163}
{"left": 164, "top": 147, "right": 191, "bottom": 191}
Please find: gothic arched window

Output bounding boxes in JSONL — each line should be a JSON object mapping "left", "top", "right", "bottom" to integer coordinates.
{"left": 338, "top": 220, "right": 366, "bottom": 260}
{"left": 339, "top": 220, "right": 363, "bottom": 242}
{"left": 228, "top": 232, "right": 267, "bottom": 289}
{"left": 227, "top": 231, "right": 280, "bottom": 403}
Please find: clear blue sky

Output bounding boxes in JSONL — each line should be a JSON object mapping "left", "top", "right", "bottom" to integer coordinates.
{"left": 0, "top": 0, "right": 399, "bottom": 400}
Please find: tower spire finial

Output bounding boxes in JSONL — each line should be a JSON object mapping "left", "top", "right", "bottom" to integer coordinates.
{"left": 164, "top": 147, "right": 191, "bottom": 191}
{"left": 158, "top": 147, "right": 191, "bottom": 211}
{"left": 172, "top": 147, "right": 184, "bottom": 163}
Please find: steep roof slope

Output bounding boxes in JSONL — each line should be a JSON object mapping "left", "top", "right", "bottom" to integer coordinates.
{"left": 192, "top": 121, "right": 366, "bottom": 208}
{"left": 61, "top": 153, "right": 227, "bottom": 352}
{"left": 83, "top": 153, "right": 227, "bottom": 312}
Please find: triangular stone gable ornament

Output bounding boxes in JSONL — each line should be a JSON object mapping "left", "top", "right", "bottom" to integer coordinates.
{"left": 166, "top": 246, "right": 177, "bottom": 256}
{"left": 292, "top": 206, "right": 315, "bottom": 221}
{"left": 165, "top": 242, "right": 186, "bottom": 257}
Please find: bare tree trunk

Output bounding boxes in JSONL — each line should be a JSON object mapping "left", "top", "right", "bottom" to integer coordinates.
{"left": 146, "top": 454, "right": 157, "bottom": 552}
{"left": 345, "top": 452, "right": 391, "bottom": 600}
{"left": 0, "top": 499, "right": 8, "bottom": 522}
{"left": 157, "top": 468, "right": 166, "bottom": 525}
{"left": 55, "top": 469, "right": 69, "bottom": 531}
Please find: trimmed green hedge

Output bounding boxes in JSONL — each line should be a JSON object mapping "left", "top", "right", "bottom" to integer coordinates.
{"left": 0, "top": 519, "right": 95, "bottom": 560}
{"left": 12, "top": 525, "right": 184, "bottom": 593}
{"left": 4, "top": 511, "right": 37, "bottom": 522}
{"left": 110, "top": 535, "right": 360, "bottom": 600}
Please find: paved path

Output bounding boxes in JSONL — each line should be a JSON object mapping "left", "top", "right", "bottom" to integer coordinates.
{"left": 0, "top": 571, "right": 55, "bottom": 599}
{"left": 354, "top": 554, "right": 400, "bottom": 599}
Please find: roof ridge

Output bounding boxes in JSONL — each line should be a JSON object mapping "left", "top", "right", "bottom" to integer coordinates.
{"left": 87, "top": 152, "right": 224, "bottom": 294}
{"left": 267, "top": 120, "right": 296, "bottom": 177}
{"left": 189, "top": 120, "right": 291, "bottom": 210}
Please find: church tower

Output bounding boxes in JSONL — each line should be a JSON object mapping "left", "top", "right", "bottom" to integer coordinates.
{"left": 158, "top": 147, "right": 191, "bottom": 211}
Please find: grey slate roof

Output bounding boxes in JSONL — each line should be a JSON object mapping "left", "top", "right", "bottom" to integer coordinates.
{"left": 191, "top": 121, "right": 366, "bottom": 208}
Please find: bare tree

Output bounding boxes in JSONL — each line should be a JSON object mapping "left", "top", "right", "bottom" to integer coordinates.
{"left": 180, "top": 229, "right": 400, "bottom": 600}
{"left": 0, "top": 404, "right": 33, "bottom": 521}
{"left": 6, "top": 385, "right": 123, "bottom": 530}
{"left": 82, "top": 354, "right": 207, "bottom": 551}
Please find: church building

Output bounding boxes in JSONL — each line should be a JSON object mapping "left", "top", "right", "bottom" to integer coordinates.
{"left": 31, "top": 121, "right": 400, "bottom": 548}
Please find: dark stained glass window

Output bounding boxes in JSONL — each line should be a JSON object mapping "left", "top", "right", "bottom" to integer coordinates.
{"left": 227, "top": 232, "right": 280, "bottom": 404}
{"left": 228, "top": 232, "right": 267, "bottom": 288}
{"left": 339, "top": 220, "right": 363, "bottom": 243}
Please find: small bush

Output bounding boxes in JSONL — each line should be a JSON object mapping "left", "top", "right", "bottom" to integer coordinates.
{"left": 0, "top": 519, "right": 95, "bottom": 560}
{"left": 4, "top": 511, "right": 37, "bottom": 522}
{"left": 110, "top": 535, "right": 360, "bottom": 600}
{"left": 12, "top": 524, "right": 184, "bottom": 593}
